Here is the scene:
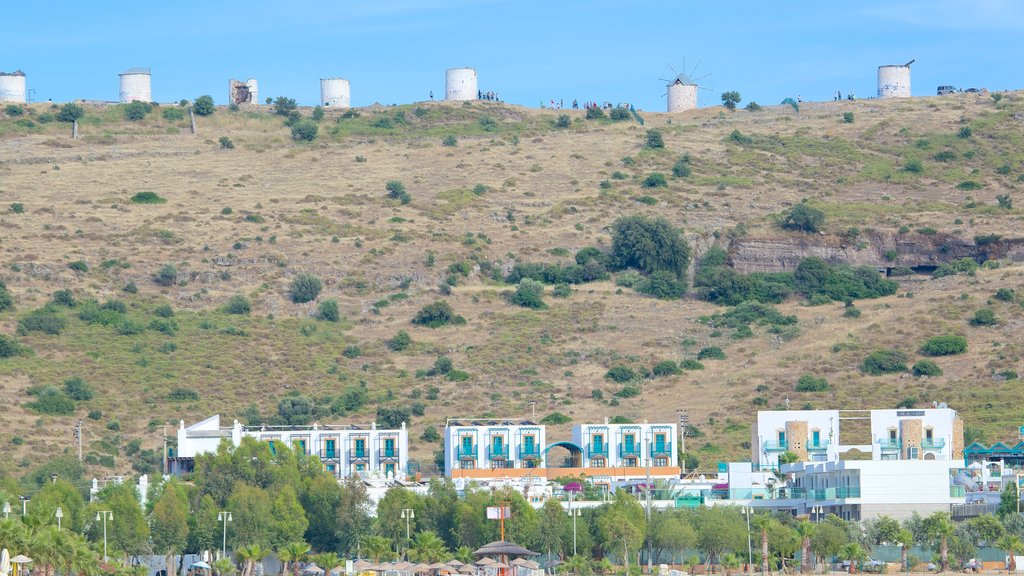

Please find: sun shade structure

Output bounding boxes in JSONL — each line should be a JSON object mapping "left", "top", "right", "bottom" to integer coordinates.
{"left": 472, "top": 542, "right": 539, "bottom": 557}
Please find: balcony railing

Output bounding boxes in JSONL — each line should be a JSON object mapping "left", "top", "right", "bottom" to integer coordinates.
{"left": 589, "top": 444, "right": 609, "bottom": 457}
{"left": 650, "top": 442, "right": 673, "bottom": 456}
{"left": 488, "top": 445, "right": 509, "bottom": 460}
{"left": 519, "top": 446, "right": 541, "bottom": 459}
{"left": 808, "top": 487, "right": 861, "bottom": 500}
{"left": 763, "top": 440, "right": 789, "bottom": 452}
{"left": 323, "top": 449, "right": 338, "bottom": 459}
{"left": 379, "top": 448, "right": 399, "bottom": 460}
{"left": 350, "top": 448, "right": 369, "bottom": 460}
{"left": 807, "top": 440, "right": 829, "bottom": 452}
{"left": 877, "top": 439, "right": 901, "bottom": 451}
{"left": 950, "top": 485, "right": 966, "bottom": 498}
{"left": 619, "top": 443, "right": 641, "bottom": 457}
{"left": 923, "top": 438, "right": 947, "bottom": 450}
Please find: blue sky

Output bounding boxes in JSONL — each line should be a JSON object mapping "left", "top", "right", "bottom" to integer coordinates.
{"left": 3, "top": 0, "right": 1022, "bottom": 110}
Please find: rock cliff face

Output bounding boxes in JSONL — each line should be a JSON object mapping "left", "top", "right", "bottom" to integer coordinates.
{"left": 725, "top": 232, "right": 1024, "bottom": 274}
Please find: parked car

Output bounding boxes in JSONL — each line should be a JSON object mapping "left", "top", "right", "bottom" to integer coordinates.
{"left": 841, "top": 558, "right": 885, "bottom": 572}
{"left": 937, "top": 85, "right": 959, "bottom": 95}
{"left": 965, "top": 88, "right": 981, "bottom": 93}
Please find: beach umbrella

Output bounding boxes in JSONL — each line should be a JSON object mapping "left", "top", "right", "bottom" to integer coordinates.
{"left": 303, "top": 564, "right": 325, "bottom": 575}
{"left": 446, "top": 560, "right": 464, "bottom": 568}
{"left": 475, "top": 558, "right": 496, "bottom": 566}
{"left": 190, "top": 562, "right": 212, "bottom": 571}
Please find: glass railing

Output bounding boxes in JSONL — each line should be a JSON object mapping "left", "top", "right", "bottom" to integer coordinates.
{"left": 763, "top": 440, "right": 789, "bottom": 452}
{"left": 807, "top": 440, "right": 829, "bottom": 451}
{"left": 950, "top": 485, "right": 966, "bottom": 497}
{"left": 457, "top": 445, "right": 477, "bottom": 458}
{"left": 619, "top": 443, "right": 641, "bottom": 457}
{"left": 589, "top": 444, "right": 609, "bottom": 457}
{"left": 923, "top": 438, "right": 947, "bottom": 450}
{"left": 488, "top": 445, "right": 509, "bottom": 459}
{"left": 519, "top": 446, "right": 540, "bottom": 459}
{"left": 808, "top": 487, "right": 861, "bottom": 500}
{"left": 876, "top": 439, "right": 901, "bottom": 450}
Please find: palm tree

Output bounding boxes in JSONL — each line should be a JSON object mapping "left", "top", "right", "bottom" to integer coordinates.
{"left": 751, "top": 514, "right": 777, "bottom": 576}
{"left": 213, "top": 557, "right": 238, "bottom": 576}
{"left": 236, "top": 544, "right": 269, "bottom": 576}
{"left": 999, "top": 535, "right": 1024, "bottom": 572}
{"left": 409, "top": 531, "right": 449, "bottom": 564}
{"left": 929, "top": 514, "right": 955, "bottom": 572}
{"left": 308, "top": 553, "right": 341, "bottom": 576}
{"left": 895, "top": 529, "right": 914, "bottom": 573}
{"left": 721, "top": 553, "right": 741, "bottom": 576}
{"left": 66, "top": 534, "right": 99, "bottom": 576}
{"left": 453, "top": 546, "right": 473, "bottom": 565}
{"left": 30, "top": 526, "right": 61, "bottom": 576}
{"left": 279, "top": 542, "right": 310, "bottom": 576}
{"left": 559, "top": 555, "right": 590, "bottom": 576}
{"left": 843, "top": 544, "right": 867, "bottom": 575}
{"left": 363, "top": 536, "right": 395, "bottom": 563}
{"left": 0, "top": 519, "right": 30, "bottom": 556}
{"left": 797, "top": 521, "right": 814, "bottom": 575}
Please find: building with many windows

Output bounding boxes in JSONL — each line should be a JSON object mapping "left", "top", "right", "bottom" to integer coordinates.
{"left": 443, "top": 418, "right": 679, "bottom": 491}
{"left": 168, "top": 415, "right": 409, "bottom": 479}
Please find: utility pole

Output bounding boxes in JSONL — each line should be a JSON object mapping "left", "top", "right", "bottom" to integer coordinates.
{"left": 677, "top": 409, "right": 689, "bottom": 459}
{"left": 218, "top": 511, "right": 232, "bottom": 559}
{"left": 163, "top": 426, "right": 168, "bottom": 475}
{"left": 645, "top": 434, "right": 653, "bottom": 575}
{"left": 74, "top": 420, "right": 83, "bottom": 462}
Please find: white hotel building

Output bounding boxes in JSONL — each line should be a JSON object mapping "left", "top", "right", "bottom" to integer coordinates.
{"left": 169, "top": 415, "right": 409, "bottom": 480}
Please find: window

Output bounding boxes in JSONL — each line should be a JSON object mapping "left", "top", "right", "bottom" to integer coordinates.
{"left": 460, "top": 436, "right": 474, "bottom": 458}
{"left": 889, "top": 429, "right": 897, "bottom": 441}
{"left": 384, "top": 463, "right": 396, "bottom": 476}
{"left": 354, "top": 438, "right": 366, "bottom": 458}
{"left": 383, "top": 437, "right": 396, "bottom": 458}
{"left": 624, "top": 457, "right": 637, "bottom": 467}
{"left": 492, "top": 435, "right": 504, "bottom": 457}
{"left": 925, "top": 428, "right": 934, "bottom": 441}
{"left": 907, "top": 447, "right": 919, "bottom": 460}
{"left": 655, "top": 457, "right": 668, "bottom": 467}
{"left": 460, "top": 460, "right": 475, "bottom": 470}
{"left": 267, "top": 440, "right": 276, "bottom": 455}
{"left": 326, "top": 464, "right": 336, "bottom": 472}
{"left": 325, "top": 439, "right": 336, "bottom": 458}
{"left": 524, "top": 459, "right": 537, "bottom": 469}
{"left": 355, "top": 463, "right": 366, "bottom": 472}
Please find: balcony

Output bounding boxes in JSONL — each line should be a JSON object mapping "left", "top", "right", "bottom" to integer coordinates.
{"left": 807, "top": 440, "right": 830, "bottom": 452}
{"left": 950, "top": 485, "right": 966, "bottom": 498}
{"left": 519, "top": 446, "right": 541, "bottom": 459}
{"left": 350, "top": 448, "right": 369, "bottom": 461}
{"left": 379, "top": 448, "right": 399, "bottom": 461}
{"left": 808, "top": 487, "right": 861, "bottom": 500}
{"left": 923, "top": 438, "right": 947, "bottom": 450}
{"left": 619, "top": 443, "right": 641, "bottom": 458}
{"left": 488, "top": 445, "right": 509, "bottom": 460}
{"left": 323, "top": 449, "right": 338, "bottom": 459}
{"left": 763, "top": 440, "right": 789, "bottom": 452}
{"left": 457, "top": 444, "right": 477, "bottom": 459}
{"left": 650, "top": 442, "right": 673, "bottom": 456}
{"left": 588, "top": 444, "right": 609, "bottom": 458}
{"left": 877, "top": 439, "right": 901, "bottom": 451}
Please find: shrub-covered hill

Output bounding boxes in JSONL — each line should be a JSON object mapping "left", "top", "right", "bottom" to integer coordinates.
{"left": 1, "top": 93, "right": 1023, "bottom": 482}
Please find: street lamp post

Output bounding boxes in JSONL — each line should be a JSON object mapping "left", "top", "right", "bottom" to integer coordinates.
{"left": 743, "top": 507, "right": 753, "bottom": 575}
{"left": 401, "top": 508, "right": 415, "bottom": 560}
{"left": 19, "top": 495, "right": 29, "bottom": 517}
{"left": 55, "top": 507, "right": 64, "bottom": 530}
{"left": 218, "top": 511, "right": 232, "bottom": 559}
{"left": 567, "top": 490, "right": 582, "bottom": 556}
{"left": 96, "top": 510, "right": 113, "bottom": 562}
{"left": 2, "top": 501, "right": 10, "bottom": 520}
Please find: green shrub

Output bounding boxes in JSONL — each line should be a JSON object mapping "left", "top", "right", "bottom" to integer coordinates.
{"left": 57, "top": 103, "right": 85, "bottom": 122}
{"left": 605, "top": 365, "right": 637, "bottom": 383}
{"left": 974, "top": 234, "right": 1001, "bottom": 246}
{"left": 672, "top": 157, "right": 692, "bottom": 177}
{"left": 843, "top": 306, "right": 861, "bottom": 318}
{"left": 552, "top": 283, "right": 571, "bottom": 298}
{"left": 18, "top": 309, "right": 66, "bottom": 335}
{"left": 793, "top": 257, "right": 897, "bottom": 302}
{"left": 555, "top": 114, "right": 571, "bottom": 128}
{"left": 149, "top": 318, "right": 178, "bottom": 335}
{"left": 131, "top": 191, "right": 166, "bottom": 204}
{"left": 244, "top": 214, "right": 264, "bottom": 223}
{"left": 920, "top": 335, "right": 967, "bottom": 356}
{"left": 585, "top": 106, "right": 605, "bottom": 119}
{"left": 342, "top": 345, "right": 361, "bottom": 359}
{"left": 9, "top": 202, "right": 24, "bottom": 214}
{"left": 971, "top": 308, "right": 997, "bottom": 326}
{"left": 779, "top": 203, "right": 825, "bottom": 233}
{"left": 162, "top": 108, "right": 185, "bottom": 121}
{"left": 412, "top": 301, "right": 462, "bottom": 328}
{"left": 933, "top": 150, "right": 956, "bottom": 162}
{"left": 0, "top": 334, "right": 29, "bottom": 358}
{"left": 25, "top": 387, "right": 75, "bottom": 415}
{"left": 311, "top": 106, "right": 324, "bottom": 121}
{"left": 996, "top": 194, "right": 1013, "bottom": 209}
{"left": 273, "top": 96, "right": 297, "bottom": 115}
{"left": 609, "top": 106, "right": 631, "bottom": 121}
{"left": 540, "top": 412, "right": 572, "bottom": 424}
{"left": 680, "top": 359, "right": 704, "bottom": 371}
{"left": 153, "top": 304, "right": 174, "bottom": 318}
{"left": 0, "top": 281, "right": 12, "bottom": 312}
{"left": 697, "top": 346, "right": 726, "bottom": 360}
{"left": 219, "top": 136, "right": 234, "bottom": 149}
{"left": 795, "top": 374, "right": 829, "bottom": 392}
{"left": 636, "top": 270, "right": 687, "bottom": 299}
{"left": 727, "top": 129, "right": 752, "bottom": 145}
{"left": 4, "top": 104, "right": 23, "bottom": 116}
{"left": 932, "top": 258, "right": 979, "bottom": 278}
{"left": 51, "top": 289, "right": 76, "bottom": 307}
{"left": 441, "top": 135, "right": 458, "bottom": 147}
{"left": 192, "top": 95, "right": 215, "bottom": 116}
{"left": 290, "top": 273, "right": 323, "bottom": 303}
{"left": 610, "top": 215, "right": 689, "bottom": 279}
{"left": 154, "top": 264, "right": 178, "bottom": 286}
{"left": 123, "top": 101, "right": 151, "bottom": 121}
{"left": 318, "top": 299, "right": 340, "bottom": 322}
{"left": 645, "top": 129, "right": 664, "bottom": 149}
{"left": 223, "top": 294, "right": 251, "bottom": 315}
{"left": 386, "top": 180, "right": 411, "bottom": 204}
{"left": 842, "top": 112, "right": 854, "bottom": 123}
{"left": 387, "top": 330, "right": 412, "bottom": 351}
{"left": 291, "top": 119, "right": 318, "bottom": 142}
{"left": 957, "top": 180, "right": 982, "bottom": 191}
{"left": 912, "top": 360, "right": 943, "bottom": 378}
{"left": 642, "top": 173, "right": 668, "bottom": 188}
{"left": 721, "top": 91, "right": 741, "bottom": 111}
{"left": 511, "top": 279, "right": 546, "bottom": 309}
{"left": 994, "top": 288, "right": 1016, "bottom": 302}
{"left": 116, "top": 318, "right": 145, "bottom": 335}
{"left": 958, "top": 126, "right": 972, "bottom": 139}
{"left": 861, "top": 350, "right": 908, "bottom": 375}
{"left": 63, "top": 377, "right": 94, "bottom": 401}
{"left": 615, "top": 385, "right": 641, "bottom": 398}
{"left": 651, "top": 360, "right": 681, "bottom": 376}
{"left": 903, "top": 158, "right": 923, "bottom": 173}
{"left": 746, "top": 102, "right": 762, "bottom": 112}
{"left": 68, "top": 260, "right": 88, "bottom": 273}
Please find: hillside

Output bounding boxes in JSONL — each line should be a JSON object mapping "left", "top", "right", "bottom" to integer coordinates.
{"left": 1, "top": 93, "right": 1022, "bottom": 481}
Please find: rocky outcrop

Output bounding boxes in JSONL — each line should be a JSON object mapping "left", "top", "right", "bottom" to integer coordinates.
{"left": 726, "top": 231, "right": 1024, "bottom": 274}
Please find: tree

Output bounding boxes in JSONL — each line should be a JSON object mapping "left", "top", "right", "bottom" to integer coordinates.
{"left": 412, "top": 301, "right": 460, "bottom": 328}
{"left": 291, "top": 274, "right": 323, "bottom": 303}
{"left": 999, "top": 482, "right": 1019, "bottom": 518}
{"left": 386, "top": 180, "right": 411, "bottom": 204}
{"left": 512, "top": 279, "right": 547, "bottom": 309}
{"left": 363, "top": 535, "right": 395, "bottom": 562}
{"left": 291, "top": 120, "right": 318, "bottom": 142}
{"left": 273, "top": 97, "right": 298, "bottom": 116}
{"left": 236, "top": 544, "right": 269, "bottom": 576}
{"left": 189, "top": 494, "right": 221, "bottom": 559}
{"left": 999, "top": 535, "right": 1024, "bottom": 572}
{"left": 278, "top": 542, "right": 309, "bottom": 576}
{"left": 796, "top": 521, "right": 814, "bottom": 574}
{"left": 193, "top": 95, "right": 215, "bottom": 116}
{"left": 318, "top": 299, "right": 340, "bottom": 322}
{"left": 269, "top": 485, "right": 309, "bottom": 551}
{"left": 88, "top": 482, "right": 150, "bottom": 560}
{"left": 151, "top": 479, "right": 190, "bottom": 576}
{"left": 925, "top": 512, "right": 955, "bottom": 572}
{"left": 895, "top": 529, "right": 914, "bottom": 572}
{"left": 29, "top": 479, "right": 85, "bottom": 532}
{"left": 58, "top": 103, "right": 85, "bottom": 123}
{"left": 751, "top": 514, "right": 778, "bottom": 575}
{"left": 865, "top": 515, "right": 901, "bottom": 545}
{"left": 213, "top": 558, "right": 236, "bottom": 576}
{"left": 721, "top": 91, "right": 742, "bottom": 111}
{"left": 409, "top": 530, "right": 449, "bottom": 563}
{"left": 228, "top": 483, "right": 275, "bottom": 548}
{"left": 610, "top": 215, "right": 690, "bottom": 280}
{"left": 539, "top": 498, "right": 569, "bottom": 560}
{"left": 810, "top": 522, "right": 848, "bottom": 571}
{"left": 598, "top": 506, "right": 644, "bottom": 570}
{"left": 692, "top": 506, "right": 746, "bottom": 569}
{"left": 650, "top": 511, "right": 696, "bottom": 564}
{"left": 780, "top": 203, "right": 825, "bottom": 233}
{"left": 645, "top": 130, "right": 664, "bottom": 149}
{"left": 335, "top": 476, "right": 373, "bottom": 555}
{"left": 302, "top": 474, "right": 341, "bottom": 552}
{"left": 843, "top": 543, "right": 867, "bottom": 574}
